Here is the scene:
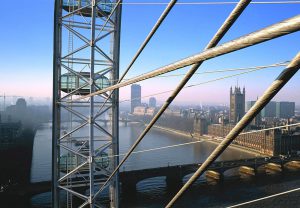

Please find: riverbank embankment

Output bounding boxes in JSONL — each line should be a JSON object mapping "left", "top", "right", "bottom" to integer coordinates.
{"left": 151, "top": 124, "right": 263, "bottom": 156}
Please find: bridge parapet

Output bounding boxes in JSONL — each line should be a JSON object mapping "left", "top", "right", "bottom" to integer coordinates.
{"left": 205, "top": 170, "right": 223, "bottom": 182}
{"left": 9, "top": 156, "right": 300, "bottom": 196}
{"left": 239, "top": 166, "right": 257, "bottom": 176}
{"left": 285, "top": 160, "right": 300, "bottom": 169}
{"left": 265, "top": 162, "right": 283, "bottom": 173}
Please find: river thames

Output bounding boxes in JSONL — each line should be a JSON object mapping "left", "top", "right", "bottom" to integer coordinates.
{"left": 28, "top": 123, "right": 300, "bottom": 208}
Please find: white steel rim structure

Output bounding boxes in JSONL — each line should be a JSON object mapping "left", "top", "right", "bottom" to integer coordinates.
{"left": 52, "top": 0, "right": 122, "bottom": 207}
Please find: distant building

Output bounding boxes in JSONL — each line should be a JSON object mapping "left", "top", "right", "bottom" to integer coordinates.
{"left": 141, "top": 102, "right": 148, "bottom": 108}
{"left": 6, "top": 98, "right": 28, "bottom": 123}
{"left": 164, "top": 109, "right": 181, "bottom": 117}
{"left": 246, "top": 100, "right": 261, "bottom": 126}
{"left": 230, "top": 86, "right": 245, "bottom": 124}
{"left": 260, "top": 101, "right": 295, "bottom": 119}
{"left": 149, "top": 97, "right": 157, "bottom": 108}
{"left": 4, "top": 99, "right": 50, "bottom": 126}
{"left": 262, "top": 101, "right": 277, "bottom": 117}
{"left": 219, "top": 114, "right": 229, "bottom": 125}
{"left": 16, "top": 98, "right": 27, "bottom": 113}
{"left": 246, "top": 101, "right": 255, "bottom": 112}
{"left": 133, "top": 106, "right": 146, "bottom": 116}
{"left": 207, "top": 124, "right": 300, "bottom": 156}
{"left": 276, "top": 102, "right": 295, "bottom": 119}
{"left": 133, "top": 106, "right": 157, "bottom": 117}
{"left": 0, "top": 122, "right": 22, "bottom": 148}
{"left": 131, "top": 84, "right": 141, "bottom": 113}
{"left": 193, "top": 115, "right": 208, "bottom": 136}
{"left": 207, "top": 108, "right": 219, "bottom": 124}
{"left": 145, "top": 107, "right": 157, "bottom": 117}
{"left": 181, "top": 109, "right": 189, "bottom": 119}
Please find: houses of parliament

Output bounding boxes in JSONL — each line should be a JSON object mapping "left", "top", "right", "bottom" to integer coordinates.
{"left": 194, "top": 85, "right": 300, "bottom": 156}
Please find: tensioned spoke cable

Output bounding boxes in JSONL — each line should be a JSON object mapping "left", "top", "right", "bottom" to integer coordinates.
{"left": 95, "top": 0, "right": 177, "bottom": 116}
{"left": 98, "top": 1, "right": 300, "bottom": 5}
{"left": 106, "top": 60, "right": 288, "bottom": 82}
{"left": 53, "top": 0, "right": 300, "bottom": 205}
{"left": 239, "top": 123, "right": 300, "bottom": 135}
{"left": 119, "top": 64, "right": 284, "bottom": 104}
{"left": 95, "top": 0, "right": 121, "bottom": 40}
{"left": 56, "top": 0, "right": 300, "bottom": 206}
{"left": 98, "top": 122, "right": 300, "bottom": 159}
{"left": 57, "top": 64, "right": 284, "bottom": 106}
{"left": 227, "top": 187, "right": 300, "bottom": 208}
{"left": 119, "top": 69, "right": 262, "bottom": 103}
{"left": 92, "top": 0, "right": 253, "bottom": 200}
{"left": 118, "top": 0, "right": 177, "bottom": 83}
{"left": 112, "top": 141, "right": 204, "bottom": 159}
{"left": 154, "top": 61, "right": 288, "bottom": 78}
{"left": 77, "top": 14, "right": 300, "bottom": 100}
{"left": 166, "top": 52, "right": 300, "bottom": 207}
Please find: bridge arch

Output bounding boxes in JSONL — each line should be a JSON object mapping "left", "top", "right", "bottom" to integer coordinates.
{"left": 223, "top": 167, "right": 240, "bottom": 177}
{"left": 263, "top": 162, "right": 283, "bottom": 174}
{"left": 283, "top": 160, "right": 300, "bottom": 170}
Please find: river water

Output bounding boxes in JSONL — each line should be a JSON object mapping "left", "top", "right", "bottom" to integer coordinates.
{"left": 29, "top": 123, "right": 300, "bottom": 208}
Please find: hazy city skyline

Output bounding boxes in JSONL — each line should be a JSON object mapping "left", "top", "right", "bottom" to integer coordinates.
{"left": 1, "top": 1, "right": 300, "bottom": 104}
{"left": 1, "top": 2, "right": 300, "bottom": 207}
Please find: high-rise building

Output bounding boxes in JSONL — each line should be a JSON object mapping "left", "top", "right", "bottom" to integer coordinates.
{"left": 131, "top": 84, "right": 141, "bottom": 113}
{"left": 246, "top": 100, "right": 261, "bottom": 126}
{"left": 261, "top": 101, "right": 277, "bottom": 117}
{"left": 5, "top": 98, "right": 28, "bottom": 124}
{"left": 149, "top": 97, "right": 157, "bottom": 108}
{"left": 194, "top": 115, "right": 208, "bottom": 136}
{"left": 230, "top": 86, "right": 245, "bottom": 124}
{"left": 276, "top": 102, "right": 295, "bottom": 118}
{"left": 246, "top": 101, "right": 256, "bottom": 112}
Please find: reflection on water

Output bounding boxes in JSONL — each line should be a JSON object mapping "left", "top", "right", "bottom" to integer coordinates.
{"left": 30, "top": 122, "right": 256, "bottom": 207}
{"left": 31, "top": 123, "right": 255, "bottom": 182}
{"left": 29, "top": 123, "right": 300, "bottom": 207}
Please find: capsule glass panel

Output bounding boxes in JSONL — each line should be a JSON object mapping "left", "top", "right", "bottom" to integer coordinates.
{"left": 62, "top": 0, "right": 113, "bottom": 17}
{"left": 61, "top": 72, "right": 110, "bottom": 95}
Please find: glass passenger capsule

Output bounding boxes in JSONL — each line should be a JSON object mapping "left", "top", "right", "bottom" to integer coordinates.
{"left": 61, "top": 72, "right": 110, "bottom": 95}
{"left": 62, "top": 0, "right": 113, "bottom": 17}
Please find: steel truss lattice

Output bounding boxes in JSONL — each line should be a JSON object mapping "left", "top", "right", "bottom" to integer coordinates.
{"left": 53, "top": 0, "right": 122, "bottom": 207}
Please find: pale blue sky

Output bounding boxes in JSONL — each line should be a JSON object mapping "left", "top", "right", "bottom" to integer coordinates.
{"left": 0, "top": 0, "right": 299, "bottom": 105}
